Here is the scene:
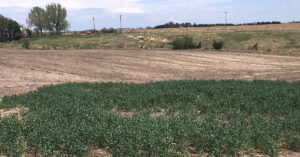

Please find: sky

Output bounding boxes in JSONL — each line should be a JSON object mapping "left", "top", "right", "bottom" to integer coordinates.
{"left": 0, "top": 0, "right": 300, "bottom": 31}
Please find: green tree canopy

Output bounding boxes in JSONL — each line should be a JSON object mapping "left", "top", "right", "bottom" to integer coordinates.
{"left": 7, "top": 19, "right": 22, "bottom": 40}
{"left": 0, "top": 15, "right": 8, "bottom": 31}
{"left": 0, "top": 15, "right": 9, "bottom": 42}
{"left": 0, "top": 15, "right": 22, "bottom": 42}
{"left": 45, "top": 3, "right": 69, "bottom": 34}
{"left": 27, "top": 7, "right": 46, "bottom": 35}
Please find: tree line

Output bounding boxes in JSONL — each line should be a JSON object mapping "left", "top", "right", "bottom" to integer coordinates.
{"left": 27, "top": 3, "right": 69, "bottom": 35}
{"left": 0, "top": 3, "right": 69, "bottom": 42}
{"left": 155, "top": 21, "right": 282, "bottom": 29}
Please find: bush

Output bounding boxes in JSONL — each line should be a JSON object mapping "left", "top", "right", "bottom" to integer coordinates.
{"left": 13, "top": 32, "right": 23, "bottom": 41}
{"left": 172, "top": 38, "right": 184, "bottom": 49}
{"left": 115, "top": 39, "right": 125, "bottom": 48}
{"left": 33, "top": 28, "right": 40, "bottom": 36}
{"left": 100, "top": 28, "right": 117, "bottom": 33}
{"left": 213, "top": 40, "right": 224, "bottom": 50}
{"left": 250, "top": 43, "right": 258, "bottom": 51}
{"left": 25, "top": 29, "right": 33, "bottom": 38}
{"left": 172, "top": 36, "right": 198, "bottom": 49}
{"left": 22, "top": 40, "right": 30, "bottom": 49}
{"left": 197, "top": 41, "right": 202, "bottom": 49}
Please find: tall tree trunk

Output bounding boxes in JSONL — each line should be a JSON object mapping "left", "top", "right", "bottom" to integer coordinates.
{"left": 56, "top": 25, "right": 59, "bottom": 34}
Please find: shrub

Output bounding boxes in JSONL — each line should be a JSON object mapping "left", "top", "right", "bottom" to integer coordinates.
{"left": 249, "top": 43, "right": 258, "bottom": 51}
{"left": 213, "top": 40, "right": 224, "bottom": 50}
{"left": 13, "top": 32, "right": 23, "bottom": 40}
{"left": 22, "top": 40, "right": 30, "bottom": 49}
{"left": 172, "top": 36, "right": 198, "bottom": 49}
{"left": 115, "top": 39, "right": 125, "bottom": 48}
{"left": 33, "top": 28, "right": 40, "bottom": 36}
{"left": 172, "top": 38, "right": 184, "bottom": 49}
{"left": 160, "top": 42, "right": 167, "bottom": 49}
{"left": 25, "top": 29, "right": 33, "bottom": 38}
{"left": 100, "top": 28, "right": 117, "bottom": 33}
{"left": 197, "top": 41, "right": 202, "bottom": 49}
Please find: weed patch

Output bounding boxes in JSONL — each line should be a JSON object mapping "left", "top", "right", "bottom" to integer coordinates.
{"left": 22, "top": 40, "right": 30, "bottom": 49}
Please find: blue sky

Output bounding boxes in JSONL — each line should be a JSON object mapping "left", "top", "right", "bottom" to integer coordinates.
{"left": 0, "top": 0, "right": 299, "bottom": 31}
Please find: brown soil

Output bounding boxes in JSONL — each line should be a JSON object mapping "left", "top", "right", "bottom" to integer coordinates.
{"left": 1, "top": 48, "right": 300, "bottom": 100}
{"left": 89, "top": 148, "right": 112, "bottom": 157}
{"left": 110, "top": 107, "right": 135, "bottom": 117}
{"left": 151, "top": 108, "right": 167, "bottom": 118}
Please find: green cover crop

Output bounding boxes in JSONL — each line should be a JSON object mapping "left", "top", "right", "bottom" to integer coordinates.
{"left": 0, "top": 80, "right": 299, "bottom": 156}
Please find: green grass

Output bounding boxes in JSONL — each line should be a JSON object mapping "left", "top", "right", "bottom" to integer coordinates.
{"left": 2, "top": 29, "right": 300, "bottom": 53}
{"left": 14, "top": 33, "right": 140, "bottom": 50}
{"left": 0, "top": 80, "right": 300, "bottom": 156}
{"left": 219, "top": 32, "right": 252, "bottom": 42}
{"left": 0, "top": 116, "right": 24, "bottom": 156}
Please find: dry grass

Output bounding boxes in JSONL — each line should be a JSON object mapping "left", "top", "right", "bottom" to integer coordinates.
{"left": 124, "top": 23, "right": 300, "bottom": 33}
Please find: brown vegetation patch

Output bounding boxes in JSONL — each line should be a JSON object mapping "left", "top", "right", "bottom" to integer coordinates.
{"left": 89, "top": 147, "right": 112, "bottom": 157}
{"left": 110, "top": 107, "right": 135, "bottom": 117}
{"left": 279, "top": 150, "right": 300, "bottom": 157}
{"left": 0, "top": 107, "right": 28, "bottom": 119}
{"left": 1, "top": 148, "right": 112, "bottom": 157}
{"left": 240, "top": 150, "right": 300, "bottom": 157}
{"left": 150, "top": 107, "right": 166, "bottom": 118}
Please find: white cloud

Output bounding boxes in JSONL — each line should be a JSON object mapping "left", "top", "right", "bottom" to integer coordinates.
{"left": 1, "top": 0, "right": 300, "bottom": 30}
{"left": 0, "top": 0, "right": 143, "bottom": 13}
{"left": 139, "top": 0, "right": 231, "bottom": 12}
{"left": 0, "top": 0, "right": 233, "bottom": 14}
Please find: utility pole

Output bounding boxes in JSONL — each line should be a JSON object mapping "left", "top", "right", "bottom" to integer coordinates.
{"left": 224, "top": 11, "right": 228, "bottom": 30}
{"left": 93, "top": 17, "right": 96, "bottom": 32}
{"left": 120, "top": 15, "right": 122, "bottom": 32}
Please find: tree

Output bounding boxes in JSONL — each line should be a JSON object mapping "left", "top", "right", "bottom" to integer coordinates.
{"left": 45, "top": 3, "right": 69, "bottom": 34}
{"left": 0, "top": 15, "right": 22, "bottom": 42}
{"left": 0, "top": 15, "right": 9, "bottom": 42}
{"left": 7, "top": 19, "right": 22, "bottom": 40}
{"left": 27, "top": 7, "right": 46, "bottom": 35}
{"left": 167, "top": 21, "right": 176, "bottom": 28}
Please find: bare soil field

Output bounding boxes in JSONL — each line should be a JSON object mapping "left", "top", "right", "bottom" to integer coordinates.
{"left": 1, "top": 48, "right": 300, "bottom": 99}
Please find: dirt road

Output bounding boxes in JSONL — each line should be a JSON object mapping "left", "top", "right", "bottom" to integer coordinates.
{"left": 1, "top": 48, "right": 300, "bottom": 99}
